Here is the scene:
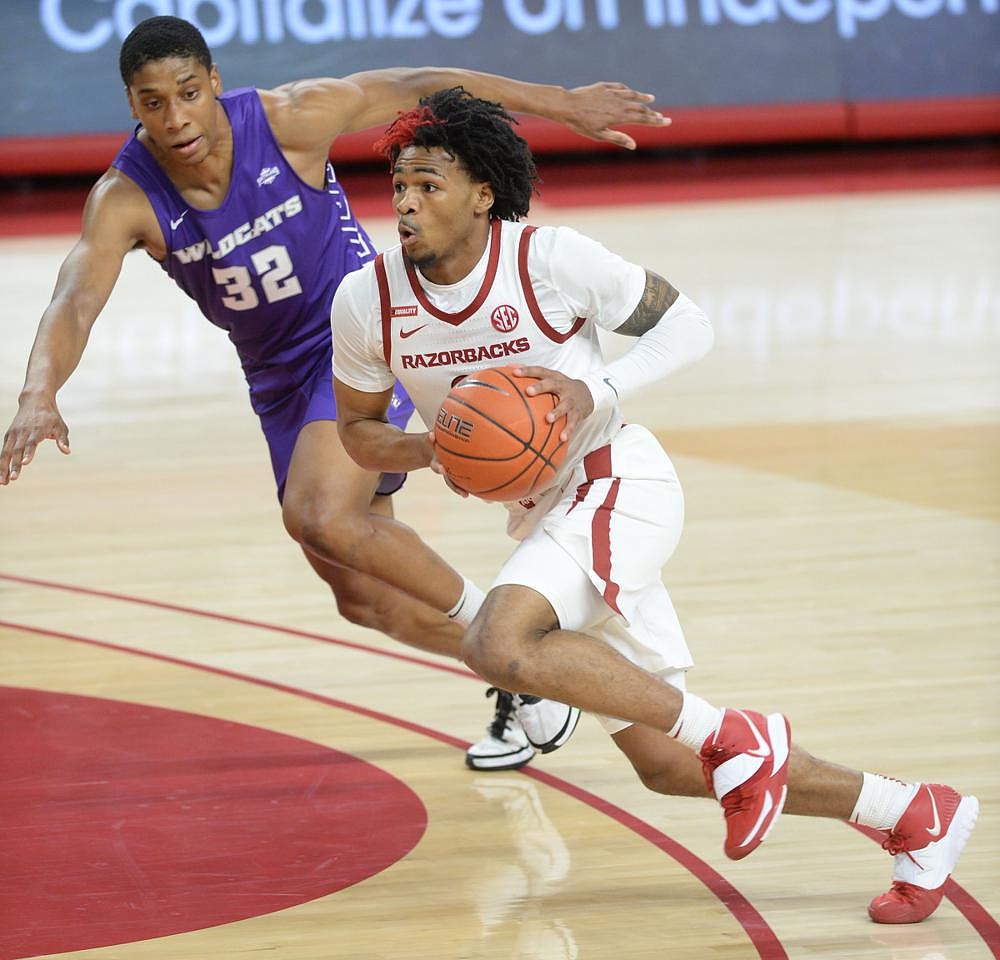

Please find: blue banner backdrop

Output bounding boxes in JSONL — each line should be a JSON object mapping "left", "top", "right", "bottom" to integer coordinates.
{"left": 1, "top": 0, "right": 997, "bottom": 139}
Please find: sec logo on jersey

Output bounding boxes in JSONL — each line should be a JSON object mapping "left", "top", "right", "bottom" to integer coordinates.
{"left": 491, "top": 304, "right": 519, "bottom": 333}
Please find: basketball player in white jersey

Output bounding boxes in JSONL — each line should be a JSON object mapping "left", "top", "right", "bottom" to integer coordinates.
{"left": 330, "top": 88, "right": 977, "bottom": 923}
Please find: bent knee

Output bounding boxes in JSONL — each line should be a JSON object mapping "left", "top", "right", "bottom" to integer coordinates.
{"left": 461, "top": 620, "right": 501, "bottom": 683}
{"left": 281, "top": 498, "right": 306, "bottom": 543}
{"left": 631, "top": 763, "right": 668, "bottom": 794}
{"left": 334, "top": 586, "right": 384, "bottom": 632}
{"left": 281, "top": 490, "right": 318, "bottom": 544}
{"left": 461, "top": 618, "right": 536, "bottom": 690}
{"left": 283, "top": 498, "right": 368, "bottom": 566}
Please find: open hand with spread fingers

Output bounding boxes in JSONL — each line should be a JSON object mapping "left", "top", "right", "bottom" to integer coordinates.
{"left": 560, "top": 82, "right": 670, "bottom": 150}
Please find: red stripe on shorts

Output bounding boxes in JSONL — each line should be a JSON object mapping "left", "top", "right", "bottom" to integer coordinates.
{"left": 584, "top": 445, "right": 613, "bottom": 482}
{"left": 567, "top": 444, "right": 614, "bottom": 515}
{"left": 592, "top": 478, "right": 623, "bottom": 615}
{"left": 566, "top": 444, "right": 623, "bottom": 614}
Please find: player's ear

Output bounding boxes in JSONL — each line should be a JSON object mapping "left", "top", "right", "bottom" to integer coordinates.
{"left": 209, "top": 65, "right": 222, "bottom": 96}
{"left": 475, "top": 182, "right": 494, "bottom": 215}
{"left": 126, "top": 86, "right": 138, "bottom": 120}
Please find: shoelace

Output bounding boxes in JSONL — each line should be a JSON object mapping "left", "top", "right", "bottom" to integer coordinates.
{"left": 881, "top": 831, "right": 921, "bottom": 867}
{"left": 484, "top": 687, "right": 516, "bottom": 739}
{"left": 699, "top": 744, "right": 726, "bottom": 795}
{"left": 882, "top": 880, "right": 923, "bottom": 903}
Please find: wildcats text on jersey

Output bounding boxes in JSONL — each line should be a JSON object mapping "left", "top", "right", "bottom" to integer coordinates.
{"left": 172, "top": 195, "right": 303, "bottom": 264}
{"left": 400, "top": 337, "right": 531, "bottom": 370}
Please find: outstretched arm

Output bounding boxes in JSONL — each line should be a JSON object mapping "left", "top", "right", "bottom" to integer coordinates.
{"left": 343, "top": 70, "right": 670, "bottom": 147}
{"left": 516, "top": 271, "right": 714, "bottom": 442}
{"left": 0, "top": 173, "right": 145, "bottom": 484}
{"left": 268, "top": 69, "right": 669, "bottom": 155}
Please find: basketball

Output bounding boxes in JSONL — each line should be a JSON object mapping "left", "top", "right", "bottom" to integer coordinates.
{"left": 433, "top": 365, "right": 568, "bottom": 502}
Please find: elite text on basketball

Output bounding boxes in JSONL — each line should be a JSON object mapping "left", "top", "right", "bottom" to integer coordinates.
{"left": 436, "top": 409, "right": 474, "bottom": 440}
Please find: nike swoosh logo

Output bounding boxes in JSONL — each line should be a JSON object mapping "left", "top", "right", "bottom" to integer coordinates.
{"left": 603, "top": 377, "right": 620, "bottom": 400}
{"left": 170, "top": 210, "right": 189, "bottom": 230}
{"left": 399, "top": 324, "right": 427, "bottom": 339}
{"left": 739, "top": 710, "right": 771, "bottom": 758}
{"left": 739, "top": 788, "right": 775, "bottom": 848}
{"left": 925, "top": 788, "right": 942, "bottom": 838}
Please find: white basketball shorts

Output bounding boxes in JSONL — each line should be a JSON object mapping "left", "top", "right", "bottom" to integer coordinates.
{"left": 494, "top": 424, "right": 694, "bottom": 734}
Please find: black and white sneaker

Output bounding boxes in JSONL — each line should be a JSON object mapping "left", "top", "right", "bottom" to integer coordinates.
{"left": 514, "top": 695, "right": 581, "bottom": 754}
{"left": 465, "top": 688, "right": 535, "bottom": 771}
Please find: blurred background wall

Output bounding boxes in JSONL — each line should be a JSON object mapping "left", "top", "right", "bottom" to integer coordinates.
{"left": 1, "top": 0, "right": 998, "bottom": 176}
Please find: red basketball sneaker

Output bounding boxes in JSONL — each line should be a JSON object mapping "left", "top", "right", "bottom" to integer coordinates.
{"left": 699, "top": 708, "right": 791, "bottom": 860}
{"left": 868, "top": 783, "right": 979, "bottom": 924}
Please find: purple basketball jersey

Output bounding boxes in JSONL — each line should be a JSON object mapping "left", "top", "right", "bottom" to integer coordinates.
{"left": 112, "top": 89, "right": 412, "bottom": 499}
{"left": 112, "top": 88, "right": 372, "bottom": 409}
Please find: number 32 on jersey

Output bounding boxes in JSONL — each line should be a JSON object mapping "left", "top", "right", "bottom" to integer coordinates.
{"left": 212, "top": 244, "right": 301, "bottom": 310}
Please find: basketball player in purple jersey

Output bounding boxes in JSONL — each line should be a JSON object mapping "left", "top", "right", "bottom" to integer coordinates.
{"left": 0, "top": 16, "right": 668, "bottom": 769}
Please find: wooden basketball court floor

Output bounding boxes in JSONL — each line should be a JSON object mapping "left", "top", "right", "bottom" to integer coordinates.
{"left": 1, "top": 159, "right": 998, "bottom": 959}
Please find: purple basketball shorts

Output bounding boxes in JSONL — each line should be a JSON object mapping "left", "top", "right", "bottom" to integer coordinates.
{"left": 257, "top": 360, "right": 415, "bottom": 503}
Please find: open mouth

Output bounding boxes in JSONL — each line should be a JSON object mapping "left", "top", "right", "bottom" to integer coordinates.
{"left": 172, "top": 135, "right": 202, "bottom": 156}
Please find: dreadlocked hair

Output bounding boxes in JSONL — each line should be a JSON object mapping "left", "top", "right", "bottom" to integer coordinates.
{"left": 120, "top": 16, "right": 212, "bottom": 86}
{"left": 374, "top": 87, "right": 540, "bottom": 222}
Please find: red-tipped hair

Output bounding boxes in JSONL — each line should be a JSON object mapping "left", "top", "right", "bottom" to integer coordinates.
{"left": 373, "top": 106, "right": 441, "bottom": 167}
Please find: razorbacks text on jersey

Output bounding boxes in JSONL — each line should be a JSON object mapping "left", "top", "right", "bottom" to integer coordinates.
{"left": 332, "top": 219, "right": 647, "bottom": 498}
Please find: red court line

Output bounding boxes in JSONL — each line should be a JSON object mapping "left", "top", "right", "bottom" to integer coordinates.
{"left": 5, "top": 575, "right": 999, "bottom": 953}
{"left": 0, "top": 571, "right": 475, "bottom": 680}
{"left": 2, "top": 617, "right": 787, "bottom": 960}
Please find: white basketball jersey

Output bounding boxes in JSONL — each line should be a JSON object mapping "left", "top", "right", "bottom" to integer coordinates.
{"left": 333, "top": 218, "right": 647, "bottom": 498}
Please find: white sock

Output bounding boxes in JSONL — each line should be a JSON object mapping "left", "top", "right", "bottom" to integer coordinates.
{"left": 850, "top": 772, "right": 920, "bottom": 830}
{"left": 667, "top": 692, "right": 724, "bottom": 750}
{"left": 446, "top": 577, "right": 486, "bottom": 629}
